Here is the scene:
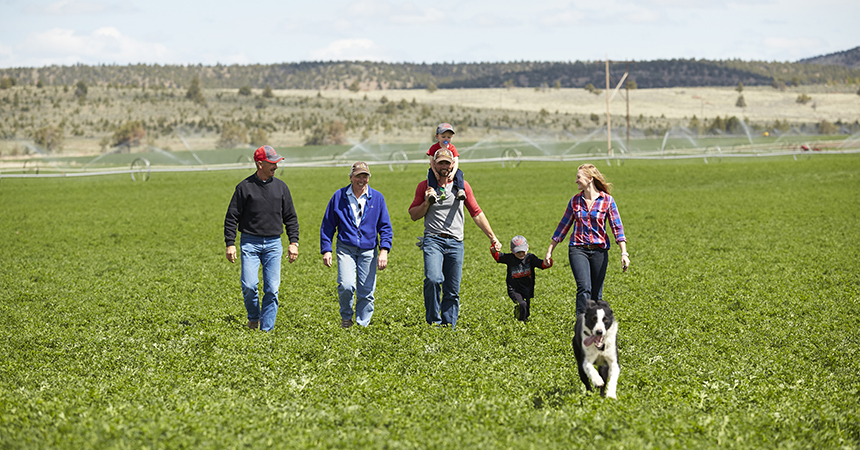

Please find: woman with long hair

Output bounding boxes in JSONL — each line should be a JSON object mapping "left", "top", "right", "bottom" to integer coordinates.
{"left": 545, "top": 164, "right": 630, "bottom": 316}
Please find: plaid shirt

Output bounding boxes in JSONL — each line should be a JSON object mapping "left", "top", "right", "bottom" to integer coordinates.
{"left": 552, "top": 191, "right": 626, "bottom": 249}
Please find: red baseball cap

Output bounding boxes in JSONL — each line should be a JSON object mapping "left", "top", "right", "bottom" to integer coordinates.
{"left": 254, "top": 145, "right": 284, "bottom": 164}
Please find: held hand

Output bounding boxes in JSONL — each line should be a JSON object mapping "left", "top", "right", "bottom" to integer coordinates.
{"left": 621, "top": 255, "right": 630, "bottom": 272}
{"left": 288, "top": 243, "right": 299, "bottom": 263}
{"left": 377, "top": 249, "right": 389, "bottom": 270}
{"left": 322, "top": 252, "right": 333, "bottom": 268}
{"left": 226, "top": 245, "right": 237, "bottom": 263}
{"left": 492, "top": 238, "right": 502, "bottom": 252}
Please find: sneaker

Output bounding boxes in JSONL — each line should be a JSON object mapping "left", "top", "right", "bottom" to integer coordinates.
{"left": 456, "top": 190, "right": 466, "bottom": 201}
{"left": 247, "top": 320, "right": 259, "bottom": 330}
{"left": 428, "top": 194, "right": 437, "bottom": 204}
{"left": 341, "top": 319, "right": 353, "bottom": 328}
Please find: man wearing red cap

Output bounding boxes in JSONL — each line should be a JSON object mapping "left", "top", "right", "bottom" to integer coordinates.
{"left": 224, "top": 145, "right": 299, "bottom": 331}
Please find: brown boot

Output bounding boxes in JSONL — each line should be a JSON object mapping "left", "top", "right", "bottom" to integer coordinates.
{"left": 247, "top": 320, "right": 259, "bottom": 330}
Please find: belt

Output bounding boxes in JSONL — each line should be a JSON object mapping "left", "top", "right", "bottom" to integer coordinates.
{"left": 575, "top": 244, "right": 603, "bottom": 250}
{"left": 433, "top": 233, "right": 457, "bottom": 239}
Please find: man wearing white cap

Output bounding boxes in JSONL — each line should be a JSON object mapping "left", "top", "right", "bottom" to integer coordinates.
{"left": 224, "top": 145, "right": 300, "bottom": 331}
{"left": 320, "top": 162, "right": 393, "bottom": 328}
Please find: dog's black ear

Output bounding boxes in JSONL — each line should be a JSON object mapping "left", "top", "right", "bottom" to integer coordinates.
{"left": 596, "top": 299, "right": 610, "bottom": 308}
{"left": 585, "top": 298, "right": 597, "bottom": 310}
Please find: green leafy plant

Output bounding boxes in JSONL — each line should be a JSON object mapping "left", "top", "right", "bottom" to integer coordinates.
{"left": 1, "top": 158, "right": 858, "bottom": 448}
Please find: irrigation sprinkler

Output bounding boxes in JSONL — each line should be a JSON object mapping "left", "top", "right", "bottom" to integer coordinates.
{"left": 23, "top": 159, "right": 41, "bottom": 174}
{"left": 237, "top": 154, "right": 253, "bottom": 164}
{"left": 388, "top": 150, "right": 409, "bottom": 172}
{"left": 130, "top": 158, "right": 151, "bottom": 182}
{"left": 793, "top": 146, "right": 813, "bottom": 161}
{"left": 501, "top": 148, "right": 522, "bottom": 168}
{"left": 703, "top": 146, "right": 722, "bottom": 164}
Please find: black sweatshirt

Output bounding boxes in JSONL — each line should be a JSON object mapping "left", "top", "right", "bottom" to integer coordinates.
{"left": 224, "top": 174, "right": 299, "bottom": 247}
{"left": 492, "top": 250, "right": 551, "bottom": 299}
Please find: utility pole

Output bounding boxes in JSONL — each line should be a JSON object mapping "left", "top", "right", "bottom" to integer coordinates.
{"left": 626, "top": 61, "right": 630, "bottom": 156}
{"left": 605, "top": 56, "right": 611, "bottom": 158}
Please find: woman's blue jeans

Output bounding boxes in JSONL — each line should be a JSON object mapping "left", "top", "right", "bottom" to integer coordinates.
{"left": 336, "top": 243, "right": 378, "bottom": 326}
{"left": 422, "top": 235, "right": 464, "bottom": 328}
{"left": 240, "top": 234, "right": 282, "bottom": 331}
{"left": 568, "top": 245, "right": 607, "bottom": 316}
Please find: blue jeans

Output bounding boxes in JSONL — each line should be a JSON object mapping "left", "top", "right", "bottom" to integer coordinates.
{"left": 422, "top": 235, "right": 464, "bottom": 328}
{"left": 336, "top": 243, "right": 378, "bottom": 326}
{"left": 241, "top": 234, "right": 283, "bottom": 331}
{"left": 568, "top": 245, "right": 607, "bottom": 316}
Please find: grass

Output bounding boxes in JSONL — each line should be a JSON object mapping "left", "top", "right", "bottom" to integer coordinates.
{"left": 1, "top": 155, "right": 859, "bottom": 449}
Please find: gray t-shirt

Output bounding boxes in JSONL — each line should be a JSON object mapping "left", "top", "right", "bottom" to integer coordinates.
{"left": 424, "top": 181, "right": 466, "bottom": 240}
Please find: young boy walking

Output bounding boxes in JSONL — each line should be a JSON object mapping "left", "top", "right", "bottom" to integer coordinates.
{"left": 426, "top": 123, "right": 466, "bottom": 202}
{"left": 491, "top": 236, "right": 553, "bottom": 322}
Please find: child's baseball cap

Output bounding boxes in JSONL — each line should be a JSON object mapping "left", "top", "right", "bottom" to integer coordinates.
{"left": 436, "top": 123, "right": 455, "bottom": 135}
{"left": 511, "top": 235, "right": 529, "bottom": 253}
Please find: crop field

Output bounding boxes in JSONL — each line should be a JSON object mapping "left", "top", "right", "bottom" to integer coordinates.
{"left": 1, "top": 155, "right": 859, "bottom": 449}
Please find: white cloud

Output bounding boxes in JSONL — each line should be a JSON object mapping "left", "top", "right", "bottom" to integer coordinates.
{"left": 623, "top": 7, "right": 661, "bottom": 23}
{"left": 17, "top": 27, "right": 172, "bottom": 65}
{"left": 540, "top": 9, "right": 586, "bottom": 26}
{"left": 346, "top": 0, "right": 393, "bottom": 16}
{"left": 26, "top": 0, "right": 137, "bottom": 15}
{"left": 308, "top": 38, "right": 389, "bottom": 61}
{"left": 345, "top": 0, "right": 443, "bottom": 25}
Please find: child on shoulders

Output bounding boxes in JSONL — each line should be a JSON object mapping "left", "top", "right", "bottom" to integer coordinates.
{"left": 426, "top": 123, "right": 466, "bottom": 202}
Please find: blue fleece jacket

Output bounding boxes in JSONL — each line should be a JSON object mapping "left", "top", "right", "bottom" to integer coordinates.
{"left": 320, "top": 186, "right": 393, "bottom": 254}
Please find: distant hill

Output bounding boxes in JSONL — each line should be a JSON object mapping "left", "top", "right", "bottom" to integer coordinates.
{"left": 2, "top": 56, "right": 859, "bottom": 90}
{"left": 797, "top": 46, "right": 860, "bottom": 69}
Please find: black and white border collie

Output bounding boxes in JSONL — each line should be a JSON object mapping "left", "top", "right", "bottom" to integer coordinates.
{"left": 573, "top": 299, "right": 620, "bottom": 399}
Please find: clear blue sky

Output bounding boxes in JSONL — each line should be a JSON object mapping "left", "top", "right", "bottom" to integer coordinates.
{"left": 1, "top": 0, "right": 858, "bottom": 68}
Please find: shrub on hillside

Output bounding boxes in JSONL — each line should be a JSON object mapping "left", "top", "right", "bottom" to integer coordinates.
{"left": 74, "top": 81, "right": 88, "bottom": 99}
{"left": 818, "top": 120, "right": 838, "bottom": 135}
{"left": 218, "top": 122, "right": 248, "bottom": 148}
{"left": 249, "top": 128, "right": 268, "bottom": 147}
{"left": 185, "top": 76, "right": 206, "bottom": 105}
{"left": 0, "top": 77, "right": 16, "bottom": 89}
{"left": 304, "top": 121, "right": 345, "bottom": 146}
{"left": 585, "top": 83, "right": 602, "bottom": 95}
{"left": 113, "top": 121, "right": 145, "bottom": 147}
{"left": 33, "top": 126, "right": 64, "bottom": 152}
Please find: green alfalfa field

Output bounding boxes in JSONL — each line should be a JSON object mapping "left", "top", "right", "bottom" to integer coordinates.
{"left": 1, "top": 155, "right": 858, "bottom": 449}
